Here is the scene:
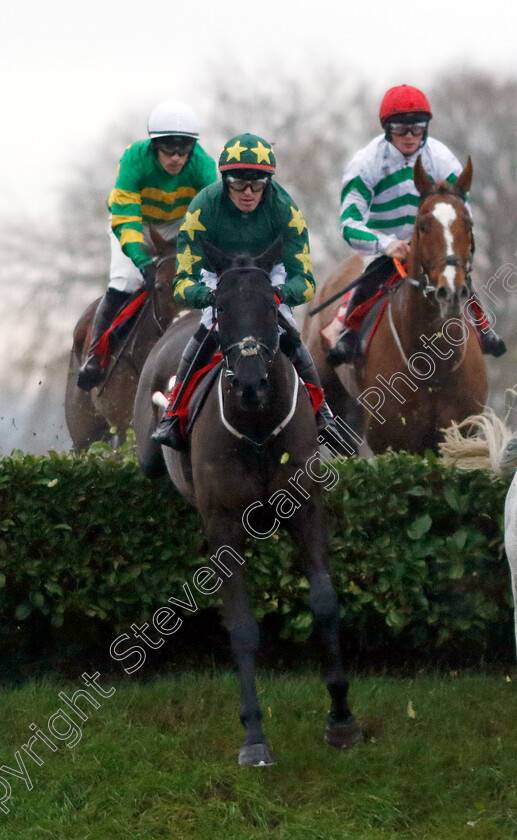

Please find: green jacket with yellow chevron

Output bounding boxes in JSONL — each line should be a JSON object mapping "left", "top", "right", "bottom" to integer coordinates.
{"left": 173, "top": 181, "right": 315, "bottom": 309}
{"left": 107, "top": 140, "right": 217, "bottom": 268}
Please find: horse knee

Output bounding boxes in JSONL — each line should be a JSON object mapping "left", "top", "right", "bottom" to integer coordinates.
{"left": 228, "top": 616, "right": 259, "bottom": 655}
{"left": 309, "top": 573, "right": 339, "bottom": 627}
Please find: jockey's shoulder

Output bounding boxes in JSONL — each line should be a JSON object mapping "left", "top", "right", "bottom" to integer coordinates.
{"left": 268, "top": 180, "right": 298, "bottom": 208}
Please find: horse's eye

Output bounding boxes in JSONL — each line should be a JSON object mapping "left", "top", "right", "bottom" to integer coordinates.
{"left": 417, "top": 215, "right": 432, "bottom": 233}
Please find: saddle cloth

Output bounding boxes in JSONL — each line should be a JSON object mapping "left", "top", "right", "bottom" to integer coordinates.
{"left": 93, "top": 290, "right": 149, "bottom": 368}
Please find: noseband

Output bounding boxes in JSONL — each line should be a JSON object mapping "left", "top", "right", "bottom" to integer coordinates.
{"left": 400, "top": 249, "right": 474, "bottom": 300}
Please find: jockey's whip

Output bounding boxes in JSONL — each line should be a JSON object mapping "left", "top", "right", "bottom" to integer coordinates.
{"left": 308, "top": 257, "right": 407, "bottom": 317}
{"left": 307, "top": 274, "right": 366, "bottom": 317}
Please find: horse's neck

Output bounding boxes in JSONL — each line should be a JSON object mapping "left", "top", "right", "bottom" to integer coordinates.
{"left": 391, "top": 283, "right": 465, "bottom": 368}
{"left": 392, "top": 283, "right": 441, "bottom": 354}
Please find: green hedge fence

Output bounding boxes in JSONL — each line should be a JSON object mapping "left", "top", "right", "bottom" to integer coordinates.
{"left": 0, "top": 444, "right": 513, "bottom": 668}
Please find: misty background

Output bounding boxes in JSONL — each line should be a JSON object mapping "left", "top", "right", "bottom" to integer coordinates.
{"left": 1, "top": 63, "right": 516, "bottom": 454}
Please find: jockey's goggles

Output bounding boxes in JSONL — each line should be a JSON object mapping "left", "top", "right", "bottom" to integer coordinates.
{"left": 389, "top": 122, "right": 428, "bottom": 137}
{"left": 156, "top": 137, "right": 195, "bottom": 156}
{"left": 226, "top": 175, "right": 269, "bottom": 193}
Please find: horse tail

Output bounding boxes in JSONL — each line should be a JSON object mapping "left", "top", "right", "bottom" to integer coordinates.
{"left": 439, "top": 387, "right": 517, "bottom": 476}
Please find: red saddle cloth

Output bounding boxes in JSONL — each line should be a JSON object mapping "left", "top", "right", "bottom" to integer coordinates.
{"left": 175, "top": 353, "right": 223, "bottom": 435}
{"left": 93, "top": 291, "right": 149, "bottom": 368}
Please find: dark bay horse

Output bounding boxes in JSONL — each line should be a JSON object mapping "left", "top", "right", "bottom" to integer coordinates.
{"left": 303, "top": 156, "right": 488, "bottom": 454}
{"left": 65, "top": 229, "right": 179, "bottom": 450}
{"left": 134, "top": 240, "right": 362, "bottom": 766}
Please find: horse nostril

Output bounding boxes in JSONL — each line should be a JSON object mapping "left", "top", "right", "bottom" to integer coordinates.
{"left": 459, "top": 285, "right": 469, "bottom": 300}
{"left": 436, "top": 286, "right": 448, "bottom": 300}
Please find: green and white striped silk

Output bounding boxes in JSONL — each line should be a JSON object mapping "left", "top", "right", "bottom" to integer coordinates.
{"left": 339, "top": 135, "right": 463, "bottom": 255}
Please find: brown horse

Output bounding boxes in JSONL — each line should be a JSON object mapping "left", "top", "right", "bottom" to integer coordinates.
{"left": 134, "top": 241, "right": 362, "bottom": 766}
{"left": 65, "top": 229, "right": 179, "bottom": 450}
{"left": 304, "top": 156, "right": 488, "bottom": 454}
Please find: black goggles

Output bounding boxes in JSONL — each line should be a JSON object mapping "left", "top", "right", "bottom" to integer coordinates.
{"left": 156, "top": 137, "right": 196, "bottom": 156}
{"left": 226, "top": 175, "right": 269, "bottom": 193}
{"left": 389, "top": 122, "right": 427, "bottom": 137}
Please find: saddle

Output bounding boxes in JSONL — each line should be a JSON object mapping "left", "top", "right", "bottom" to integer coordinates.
{"left": 322, "top": 270, "right": 401, "bottom": 355}
{"left": 93, "top": 290, "right": 149, "bottom": 368}
{"left": 172, "top": 354, "right": 224, "bottom": 437}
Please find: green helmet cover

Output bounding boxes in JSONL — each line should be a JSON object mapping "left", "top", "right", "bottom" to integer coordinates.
{"left": 219, "top": 133, "right": 276, "bottom": 174}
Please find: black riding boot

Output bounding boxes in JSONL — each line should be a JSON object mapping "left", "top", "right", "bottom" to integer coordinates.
{"left": 287, "top": 341, "right": 351, "bottom": 454}
{"left": 466, "top": 284, "right": 507, "bottom": 357}
{"left": 77, "top": 288, "right": 131, "bottom": 391}
{"left": 152, "top": 325, "right": 218, "bottom": 450}
{"left": 480, "top": 328, "right": 507, "bottom": 358}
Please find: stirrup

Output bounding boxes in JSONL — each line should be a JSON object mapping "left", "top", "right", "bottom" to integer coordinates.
{"left": 152, "top": 414, "right": 187, "bottom": 451}
{"left": 480, "top": 329, "right": 506, "bottom": 358}
{"left": 328, "top": 331, "right": 359, "bottom": 366}
{"left": 77, "top": 357, "right": 104, "bottom": 392}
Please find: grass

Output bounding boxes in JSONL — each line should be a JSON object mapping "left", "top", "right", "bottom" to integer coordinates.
{"left": 0, "top": 671, "right": 516, "bottom": 839}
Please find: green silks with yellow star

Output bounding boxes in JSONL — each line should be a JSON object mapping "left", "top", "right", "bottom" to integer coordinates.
{"left": 173, "top": 180, "right": 315, "bottom": 309}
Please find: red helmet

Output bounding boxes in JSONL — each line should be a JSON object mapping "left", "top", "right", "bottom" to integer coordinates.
{"left": 379, "top": 85, "right": 432, "bottom": 124}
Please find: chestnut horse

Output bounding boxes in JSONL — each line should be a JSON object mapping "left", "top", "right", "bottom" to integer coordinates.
{"left": 134, "top": 240, "right": 362, "bottom": 766}
{"left": 65, "top": 229, "right": 179, "bottom": 450}
{"left": 303, "top": 156, "right": 488, "bottom": 454}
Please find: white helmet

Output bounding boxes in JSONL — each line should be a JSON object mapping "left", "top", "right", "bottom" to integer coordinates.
{"left": 147, "top": 100, "right": 200, "bottom": 140}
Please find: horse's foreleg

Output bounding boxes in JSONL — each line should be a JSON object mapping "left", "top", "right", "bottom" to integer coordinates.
{"left": 286, "top": 499, "right": 363, "bottom": 749}
{"left": 206, "top": 516, "right": 274, "bottom": 766}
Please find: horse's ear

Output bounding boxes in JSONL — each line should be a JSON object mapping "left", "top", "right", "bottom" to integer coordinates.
{"left": 148, "top": 225, "right": 167, "bottom": 253}
{"left": 453, "top": 156, "right": 473, "bottom": 198}
{"left": 255, "top": 237, "right": 283, "bottom": 274}
{"left": 413, "top": 155, "right": 434, "bottom": 197}
{"left": 200, "top": 239, "right": 233, "bottom": 275}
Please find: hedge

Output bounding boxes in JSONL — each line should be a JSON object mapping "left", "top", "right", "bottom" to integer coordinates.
{"left": 0, "top": 441, "right": 514, "bottom": 670}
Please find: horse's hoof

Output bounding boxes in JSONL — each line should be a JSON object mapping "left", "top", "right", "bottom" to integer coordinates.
{"left": 325, "top": 715, "right": 363, "bottom": 750}
{"left": 238, "top": 743, "right": 276, "bottom": 767}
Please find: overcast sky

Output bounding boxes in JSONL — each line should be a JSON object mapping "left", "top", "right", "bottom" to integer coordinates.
{"left": 3, "top": 0, "right": 517, "bottom": 221}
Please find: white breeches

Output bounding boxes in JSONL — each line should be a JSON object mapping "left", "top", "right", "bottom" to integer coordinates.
{"left": 199, "top": 262, "right": 297, "bottom": 330}
{"left": 108, "top": 219, "right": 182, "bottom": 293}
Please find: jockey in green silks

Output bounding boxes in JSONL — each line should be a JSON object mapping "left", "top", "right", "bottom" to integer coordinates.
{"left": 77, "top": 100, "right": 217, "bottom": 391}
{"left": 152, "top": 132, "right": 346, "bottom": 452}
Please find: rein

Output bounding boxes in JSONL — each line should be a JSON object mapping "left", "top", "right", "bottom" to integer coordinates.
{"left": 96, "top": 253, "right": 174, "bottom": 394}
{"left": 388, "top": 257, "right": 470, "bottom": 372}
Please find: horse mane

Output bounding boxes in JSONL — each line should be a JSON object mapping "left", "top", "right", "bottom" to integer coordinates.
{"left": 424, "top": 181, "right": 464, "bottom": 198}
{"left": 438, "top": 387, "right": 517, "bottom": 476}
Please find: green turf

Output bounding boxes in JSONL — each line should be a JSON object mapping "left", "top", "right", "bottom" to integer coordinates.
{"left": 0, "top": 672, "right": 516, "bottom": 839}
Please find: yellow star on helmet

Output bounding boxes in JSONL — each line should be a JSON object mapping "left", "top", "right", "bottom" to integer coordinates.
{"left": 225, "top": 140, "right": 247, "bottom": 162}
{"left": 295, "top": 243, "right": 313, "bottom": 275}
{"left": 180, "top": 208, "right": 206, "bottom": 241}
{"left": 289, "top": 206, "right": 307, "bottom": 235}
{"left": 177, "top": 245, "right": 202, "bottom": 276}
{"left": 251, "top": 141, "right": 272, "bottom": 164}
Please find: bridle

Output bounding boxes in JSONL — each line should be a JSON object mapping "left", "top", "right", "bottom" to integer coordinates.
{"left": 215, "top": 265, "right": 298, "bottom": 449}
{"left": 401, "top": 192, "right": 475, "bottom": 300}
{"left": 403, "top": 254, "right": 474, "bottom": 299}
{"left": 215, "top": 266, "right": 280, "bottom": 379}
